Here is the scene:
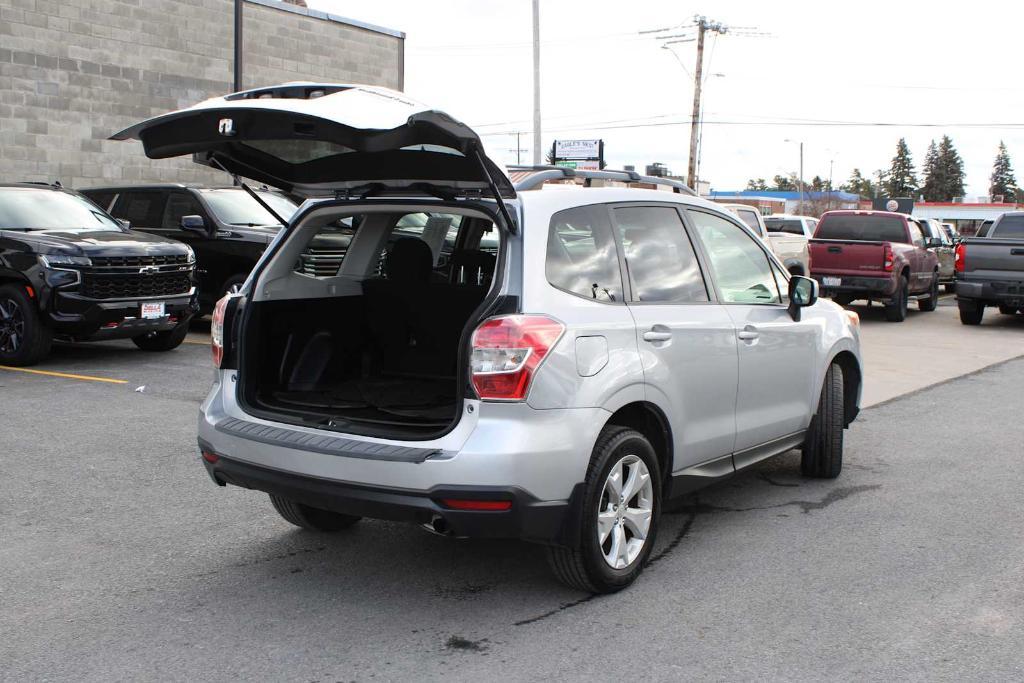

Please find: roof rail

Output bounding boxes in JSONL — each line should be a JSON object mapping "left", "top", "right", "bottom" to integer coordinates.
{"left": 508, "top": 165, "right": 696, "bottom": 196}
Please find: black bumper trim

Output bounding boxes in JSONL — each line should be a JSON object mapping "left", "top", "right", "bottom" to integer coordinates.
{"left": 214, "top": 416, "right": 440, "bottom": 463}
{"left": 200, "top": 450, "right": 576, "bottom": 543}
{"left": 812, "top": 274, "right": 895, "bottom": 297}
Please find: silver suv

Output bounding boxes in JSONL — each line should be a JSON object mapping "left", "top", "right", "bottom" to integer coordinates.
{"left": 116, "top": 84, "right": 863, "bottom": 592}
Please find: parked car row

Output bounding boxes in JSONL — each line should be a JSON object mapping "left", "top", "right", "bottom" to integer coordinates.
{"left": 953, "top": 211, "right": 1024, "bottom": 324}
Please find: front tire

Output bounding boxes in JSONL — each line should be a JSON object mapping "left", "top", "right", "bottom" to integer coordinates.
{"left": 132, "top": 320, "right": 190, "bottom": 351}
{"left": 0, "top": 284, "right": 52, "bottom": 367}
{"left": 917, "top": 274, "right": 939, "bottom": 312}
{"left": 885, "top": 276, "right": 909, "bottom": 322}
{"left": 801, "top": 363, "right": 844, "bottom": 479}
{"left": 269, "top": 494, "right": 362, "bottom": 531}
{"left": 547, "top": 427, "right": 661, "bottom": 593}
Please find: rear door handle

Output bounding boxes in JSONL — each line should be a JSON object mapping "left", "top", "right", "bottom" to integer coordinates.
{"left": 642, "top": 329, "right": 673, "bottom": 343}
{"left": 737, "top": 326, "right": 760, "bottom": 341}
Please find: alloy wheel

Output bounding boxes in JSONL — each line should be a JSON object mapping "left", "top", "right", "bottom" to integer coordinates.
{"left": 0, "top": 298, "right": 25, "bottom": 354}
{"left": 597, "top": 454, "right": 655, "bottom": 570}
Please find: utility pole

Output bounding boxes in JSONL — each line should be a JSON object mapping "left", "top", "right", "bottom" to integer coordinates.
{"left": 233, "top": 0, "right": 243, "bottom": 92}
{"left": 686, "top": 17, "right": 727, "bottom": 190}
{"left": 532, "top": 0, "right": 542, "bottom": 165}
{"left": 799, "top": 141, "right": 804, "bottom": 214}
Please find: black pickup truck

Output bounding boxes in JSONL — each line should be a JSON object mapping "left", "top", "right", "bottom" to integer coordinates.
{"left": 955, "top": 211, "right": 1024, "bottom": 324}
{"left": 0, "top": 183, "right": 197, "bottom": 365}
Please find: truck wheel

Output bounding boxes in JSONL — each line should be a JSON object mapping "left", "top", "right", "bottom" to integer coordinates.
{"left": 944, "top": 283, "right": 956, "bottom": 293}
{"left": 917, "top": 275, "right": 939, "bottom": 312}
{"left": 221, "top": 274, "right": 247, "bottom": 299}
{"left": 884, "top": 276, "right": 909, "bottom": 322}
{"left": 547, "top": 426, "right": 661, "bottom": 594}
{"left": 132, "top": 319, "right": 190, "bottom": 351}
{"left": 998, "top": 305, "right": 1018, "bottom": 315}
{"left": 0, "top": 284, "right": 52, "bottom": 367}
{"left": 958, "top": 301, "right": 984, "bottom": 325}
{"left": 801, "top": 363, "right": 844, "bottom": 479}
{"left": 269, "top": 494, "right": 362, "bottom": 531}
{"left": 832, "top": 295, "right": 854, "bottom": 307}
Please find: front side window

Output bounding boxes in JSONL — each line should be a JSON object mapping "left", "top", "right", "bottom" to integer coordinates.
{"left": 0, "top": 189, "right": 121, "bottom": 231}
{"left": 614, "top": 206, "right": 708, "bottom": 303}
{"left": 545, "top": 206, "right": 623, "bottom": 303}
{"left": 163, "top": 193, "right": 204, "bottom": 230}
{"left": 907, "top": 221, "right": 924, "bottom": 246}
{"left": 113, "top": 191, "right": 166, "bottom": 229}
{"left": 688, "top": 209, "right": 781, "bottom": 305}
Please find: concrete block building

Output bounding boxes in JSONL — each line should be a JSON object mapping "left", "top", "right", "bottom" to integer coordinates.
{"left": 0, "top": 0, "right": 405, "bottom": 188}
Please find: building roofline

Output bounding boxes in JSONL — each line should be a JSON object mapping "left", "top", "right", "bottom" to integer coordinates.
{"left": 245, "top": 0, "right": 405, "bottom": 40}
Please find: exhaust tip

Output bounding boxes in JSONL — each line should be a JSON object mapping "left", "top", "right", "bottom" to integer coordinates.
{"left": 420, "top": 515, "right": 454, "bottom": 537}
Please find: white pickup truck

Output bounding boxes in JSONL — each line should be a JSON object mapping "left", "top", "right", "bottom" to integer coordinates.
{"left": 721, "top": 204, "right": 811, "bottom": 276}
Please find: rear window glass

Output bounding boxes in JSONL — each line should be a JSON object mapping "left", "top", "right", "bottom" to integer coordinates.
{"left": 992, "top": 215, "right": 1024, "bottom": 238}
{"left": 765, "top": 218, "right": 804, "bottom": 235}
{"left": 546, "top": 206, "right": 622, "bottom": 303}
{"left": 815, "top": 215, "right": 907, "bottom": 242}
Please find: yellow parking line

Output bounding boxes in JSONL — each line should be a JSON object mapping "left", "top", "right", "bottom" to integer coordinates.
{"left": 0, "top": 365, "right": 128, "bottom": 384}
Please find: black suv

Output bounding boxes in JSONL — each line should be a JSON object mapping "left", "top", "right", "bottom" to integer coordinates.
{"left": 82, "top": 185, "right": 297, "bottom": 312}
{"left": 0, "top": 184, "right": 197, "bottom": 366}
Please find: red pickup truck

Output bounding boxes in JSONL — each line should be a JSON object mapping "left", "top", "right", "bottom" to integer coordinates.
{"left": 810, "top": 210, "right": 941, "bottom": 322}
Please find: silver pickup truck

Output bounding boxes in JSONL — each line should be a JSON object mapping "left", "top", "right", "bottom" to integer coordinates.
{"left": 721, "top": 204, "right": 811, "bottom": 276}
{"left": 955, "top": 211, "right": 1024, "bottom": 324}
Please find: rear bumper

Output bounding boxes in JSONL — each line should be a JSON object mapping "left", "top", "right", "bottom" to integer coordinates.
{"left": 811, "top": 274, "right": 896, "bottom": 298}
{"left": 199, "top": 447, "right": 579, "bottom": 543}
{"left": 955, "top": 279, "right": 1024, "bottom": 306}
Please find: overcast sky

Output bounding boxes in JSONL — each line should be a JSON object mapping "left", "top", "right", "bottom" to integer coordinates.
{"left": 311, "top": 0, "right": 1024, "bottom": 197}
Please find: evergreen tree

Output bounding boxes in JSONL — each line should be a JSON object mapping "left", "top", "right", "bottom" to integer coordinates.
{"left": 884, "top": 138, "right": 918, "bottom": 197}
{"left": 771, "top": 173, "right": 798, "bottom": 191}
{"left": 746, "top": 178, "right": 769, "bottom": 191}
{"left": 841, "top": 168, "right": 874, "bottom": 198}
{"left": 810, "top": 175, "right": 825, "bottom": 192}
{"left": 873, "top": 169, "right": 889, "bottom": 198}
{"left": 937, "top": 135, "right": 965, "bottom": 200}
{"left": 921, "top": 140, "right": 944, "bottom": 201}
{"left": 989, "top": 141, "right": 1018, "bottom": 203}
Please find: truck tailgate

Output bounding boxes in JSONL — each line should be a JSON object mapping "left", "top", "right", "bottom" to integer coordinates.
{"left": 809, "top": 239, "right": 889, "bottom": 276}
{"left": 962, "top": 238, "right": 1024, "bottom": 281}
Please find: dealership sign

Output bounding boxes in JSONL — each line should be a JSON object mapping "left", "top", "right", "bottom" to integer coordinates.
{"left": 554, "top": 139, "right": 602, "bottom": 160}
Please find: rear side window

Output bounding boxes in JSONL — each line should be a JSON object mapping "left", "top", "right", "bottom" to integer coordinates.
{"left": 112, "top": 192, "right": 167, "bottom": 229}
{"left": 815, "top": 215, "right": 907, "bottom": 242}
{"left": 765, "top": 218, "right": 804, "bottom": 235}
{"left": 993, "top": 215, "right": 1024, "bottom": 238}
{"left": 545, "top": 206, "right": 623, "bottom": 303}
{"left": 614, "top": 206, "right": 708, "bottom": 303}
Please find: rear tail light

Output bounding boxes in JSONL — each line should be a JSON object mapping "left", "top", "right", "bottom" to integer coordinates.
{"left": 883, "top": 244, "right": 894, "bottom": 272}
{"left": 955, "top": 243, "right": 966, "bottom": 273}
{"left": 470, "top": 315, "right": 565, "bottom": 401}
{"left": 211, "top": 295, "right": 229, "bottom": 367}
{"left": 201, "top": 450, "right": 219, "bottom": 464}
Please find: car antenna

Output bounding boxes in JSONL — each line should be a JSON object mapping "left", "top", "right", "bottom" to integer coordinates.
{"left": 205, "top": 155, "right": 289, "bottom": 226}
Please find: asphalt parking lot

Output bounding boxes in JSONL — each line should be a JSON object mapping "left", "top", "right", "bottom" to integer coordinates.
{"left": 2, "top": 297, "right": 1022, "bottom": 681}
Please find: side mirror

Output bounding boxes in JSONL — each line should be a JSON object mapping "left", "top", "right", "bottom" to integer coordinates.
{"left": 180, "top": 215, "right": 210, "bottom": 237}
{"left": 788, "top": 275, "right": 818, "bottom": 322}
{"left": 116, "top": 218, "right": 130, "bottom": 230}
{"left": 925, "top": 237, "right": 943, "bottom": 248}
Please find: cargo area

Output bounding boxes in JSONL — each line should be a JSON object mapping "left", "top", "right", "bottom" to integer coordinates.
{"left": 239, "top": 208, "right": 501, "bottom": 438}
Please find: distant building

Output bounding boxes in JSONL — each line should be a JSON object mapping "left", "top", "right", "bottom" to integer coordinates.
{"left": 706, "top": 190, "right": 861, "bottom": 216}
{"left": 0, "top": 0, "right": 404, "bottom": 188}
{"left": 912, "top": 201, "right": 1024, "bottom": 235}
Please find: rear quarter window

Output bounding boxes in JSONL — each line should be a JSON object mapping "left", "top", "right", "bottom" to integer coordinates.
{"left": 545, "top": 206, "right": 623, "bottom": 303}
{"left": 815, "top": 215, "right": 907, "bottom": 242}
{"left": 992, "top": 215, "right": 1024, "bottom": 238}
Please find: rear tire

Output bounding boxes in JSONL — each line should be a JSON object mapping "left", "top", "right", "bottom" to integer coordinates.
{"left": 0, "top": 284, "right": 52, "bottom": 367}
{"left": 269, "top": 494, "right": 362, "bottom": 531}
{"left": 884, "top": 276, "right": 909, "bottom": 322}
{"left": 132, "top": 319, "right": 190, "bottom": 351}
{"left": 998, "top": 304, "right": 1017, "bottom": 315}
{"left": 958, "top": 301, "right": 984, "bottom": 325}
{"left": 918, "top": 274, "right": 939, "bottom": 312}
{"left": 801, "top": 363, "right": 844, "bottom": 479}
{"left": 547, "top": 426, "right": 661, "bottom": 594}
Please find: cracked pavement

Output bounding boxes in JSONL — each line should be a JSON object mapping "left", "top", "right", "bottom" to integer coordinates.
{"left": 2, "top": 343, "right": 1023, "bottom": 680}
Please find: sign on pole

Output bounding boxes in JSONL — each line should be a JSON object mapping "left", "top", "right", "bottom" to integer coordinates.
{"left": 552, "top": 139, "right": 603, "bottom": 171}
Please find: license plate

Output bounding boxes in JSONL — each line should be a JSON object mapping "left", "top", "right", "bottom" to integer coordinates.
{"left": 141, "top": 302, "right": 165, "bottom": 319}
{"left": 822, "top": 276, "right": 842, "bottom": 287}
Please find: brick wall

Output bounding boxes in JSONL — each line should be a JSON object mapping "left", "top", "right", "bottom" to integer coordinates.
{"left": 0, "top": 0, "right": 404, "bottom": 188}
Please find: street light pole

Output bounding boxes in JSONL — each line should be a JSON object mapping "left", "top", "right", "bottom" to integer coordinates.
{"left": 799, "top": 141, "right": 804, "bottom": 214}
{"left": 531, "top": 0, "right": 542, "bottom": 165}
